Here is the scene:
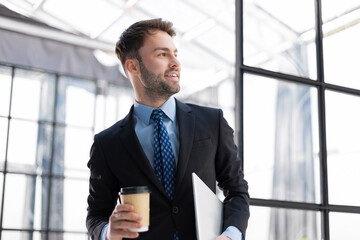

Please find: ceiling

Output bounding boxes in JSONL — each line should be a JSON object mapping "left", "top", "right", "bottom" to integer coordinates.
{"left": 0, "top": 0, "right": 236, "bottom": 99}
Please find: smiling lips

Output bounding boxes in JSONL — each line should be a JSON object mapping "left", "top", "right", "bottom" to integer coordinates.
{"left": 165, "top": 72, "right": 179, "bottom": 79}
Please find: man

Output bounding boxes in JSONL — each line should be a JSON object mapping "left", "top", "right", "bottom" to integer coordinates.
{"left": 86, "top": 18, "right": 249, "bottom": 240}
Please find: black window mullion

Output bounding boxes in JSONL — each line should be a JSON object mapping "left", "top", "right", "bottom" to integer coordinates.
{"left": 314, "top": 0, "right": 330, "bottom": 239}
{"left": 235, "top": 0, "right": 244, "bottom": 170}
{"left": 317, "top": 87, "right": 330, "bottom": 240}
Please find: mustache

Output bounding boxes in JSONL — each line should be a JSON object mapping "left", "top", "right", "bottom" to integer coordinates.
{"left": 165, "top": 68, "right": 180, "bottom": 75}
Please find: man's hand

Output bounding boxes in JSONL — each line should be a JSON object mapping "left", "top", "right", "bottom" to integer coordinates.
{"left": 215, "top": 235, "right": 231, "bottom": 240}
{"left": 106, "top": 204, "right": 142, "bottom": 240}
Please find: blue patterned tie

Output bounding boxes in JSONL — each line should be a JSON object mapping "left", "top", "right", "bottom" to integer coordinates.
{"left": 151, "top": 109, "right": 176, "bottom": 198}
{"left": 151, "top": 109, "right": 179, "bottom": 240}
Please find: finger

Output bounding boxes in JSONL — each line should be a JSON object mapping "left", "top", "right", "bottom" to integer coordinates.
{"left": 112, "top": 204, "right": 142, "bottom": 222}
{"left": 110, "top": 219, "right": 142, "bottom": 230}
{"left": 114, "top": 203, "right": 134, "bottom": 212}
{"left": 108, "top": 228, "right": 140, "bottom": 239}
{"left": 111, "top": 211, "right": 142, "bottom": 222}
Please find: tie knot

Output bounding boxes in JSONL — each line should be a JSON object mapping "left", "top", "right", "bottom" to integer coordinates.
{"left": 151, "top": 109, "right": 164, "bottom": 123}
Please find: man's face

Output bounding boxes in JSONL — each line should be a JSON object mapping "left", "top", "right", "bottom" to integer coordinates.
{"left": 137, "top": 30, "right": 181, "bottom": 99}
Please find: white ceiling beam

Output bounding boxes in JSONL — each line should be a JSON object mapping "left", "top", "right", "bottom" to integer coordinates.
{"left": 0, "top": 16, "right": 114, "bottom": 52}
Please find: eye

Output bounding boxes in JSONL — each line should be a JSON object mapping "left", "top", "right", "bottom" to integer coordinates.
{"left": 158, "top": 52, "right": 166, "bottom": 56}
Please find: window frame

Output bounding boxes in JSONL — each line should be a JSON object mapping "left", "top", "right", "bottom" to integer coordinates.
{"left": 236, "top": 0, "right": 360, "bottom": 239}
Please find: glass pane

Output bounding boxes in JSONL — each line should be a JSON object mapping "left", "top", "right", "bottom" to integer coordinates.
{"left": 63, "top": 178, "right": 88, "bottom": 232}
{"left": 105, "top": 86, "right": 134, "bottom": 128}
{"left": 2, "top": 231, "right": 44, "bottom": 240}
{"left": 0, "top": 65, "right": 12, "bottom": 116}
{"left": 11, "top": 69, "right": 55, "bottom": 121}
{"left": 115, "top": 87, "right": 133, "bottom": 121}
{"left": 50, "top": 178, "right": 88, "bottom": 232}
{"left": 218, "top": 79, "right": 235, "bottom": 129}
{"left": 63, "top": 233, "right": 89, "bottom": 240}
{"left": 247, "top": 206, "right": 321, "bottom": 240}
{"left": 94, "top": 94, "right": 105, "bottom": 133}
{"left": 1, "top": 230, "right": 45, "bottom": 240}
{"left": 34, "top": 176, "right": 50, "bottom": 230}
{"left": 0, "top": 118, "right": 8, "bottom": 171}
{"left": 48, "top": 232, "right": 64, "bottom": 239}
{"left": 7, "top": 120, "right": 52, "bottom": 174}
{"left": 56, "top": 76, "right": 96, "bottom": 128}
{"left": 322, "top": 0, "right": 360, "bottom": 89}
{"left": 244, "top": 74, "right": 320, "bottom": 203}
{"left": 105, "top": 93, "right": 117, "bottom": 128}
{"left": 3, "top": 174, "right": 49, "bottom": 230}
{"left": 243, "top": 0, "right": 317, "bottom": 79}
{"left": 2, "top": 231, "right": 33, "bottom": 239}
{"left": 330, "top": 212, "right": 360, "bottom": 239}
{"left": 7, "top": 120, "right": 37, "bottom": 173}
{"left": 322, "top": 0, "right": 359, "bottom": 23}
{"left": 33, "top": 231, "right": 43, "bottom": 240}
{"left": 48, "top": 232, "right": 89, "bottom": 240}
{"left": 53, "top": 126, "right": 92, "bottom": 178}
{"left": 323, "top": 23, "right": 360, "bottom": 89}
{"left": 326, "top": 91, "right": 360, "bottom": 205}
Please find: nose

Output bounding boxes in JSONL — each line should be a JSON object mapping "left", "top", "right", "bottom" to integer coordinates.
{"left": 169, "top": 55, "right": 181, "bottom": 68}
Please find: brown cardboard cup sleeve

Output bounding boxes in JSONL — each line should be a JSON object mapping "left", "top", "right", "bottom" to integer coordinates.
{"left": 119, "top": 186, "right": 151, "bottom": 232}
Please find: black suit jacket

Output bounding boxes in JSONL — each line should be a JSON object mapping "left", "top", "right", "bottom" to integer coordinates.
{"left": 86, "top": 99, "right": 249, "bottom": 240}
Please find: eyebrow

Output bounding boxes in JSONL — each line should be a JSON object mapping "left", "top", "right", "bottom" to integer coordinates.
{"left": 153, "top": 47, "right": 178, "bottom": 53}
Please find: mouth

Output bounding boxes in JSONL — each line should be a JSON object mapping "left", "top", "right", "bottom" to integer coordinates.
{"left": 165, "top": 72, "right": 180, "bottom": 80}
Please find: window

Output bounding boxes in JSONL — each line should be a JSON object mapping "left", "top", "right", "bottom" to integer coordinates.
{"left": 239, "top": 0, "right": 360, "bottom": 239}
{"left": 0, "top": 64, "right": 133, "bottom": 239}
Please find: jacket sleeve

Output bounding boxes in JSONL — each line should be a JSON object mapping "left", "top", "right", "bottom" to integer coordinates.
{"left": 86, "top": 135, "right": 119, "bottom": 240}
{"left": 215, "top": 109, "right": 250, "bottom": 238}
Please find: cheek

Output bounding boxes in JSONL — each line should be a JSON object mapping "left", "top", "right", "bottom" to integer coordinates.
{"left": 144, "top": 58, "right": 168, "bottom": 73}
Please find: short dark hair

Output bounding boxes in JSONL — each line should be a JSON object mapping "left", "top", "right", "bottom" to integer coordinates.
{"left": 115, "top": 18, "right": 176, "bottom": 66}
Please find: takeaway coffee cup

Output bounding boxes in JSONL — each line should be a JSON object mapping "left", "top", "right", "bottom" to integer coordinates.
{"left": 119, "top": 186, "right": 151, "bottom": 232}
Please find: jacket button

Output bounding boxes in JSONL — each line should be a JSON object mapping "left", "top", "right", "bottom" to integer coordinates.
{"left": 172, "top": 206, "right": 179, "bottom": 214}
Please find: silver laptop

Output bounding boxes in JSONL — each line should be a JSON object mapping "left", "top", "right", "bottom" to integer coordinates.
{"left": 192, "top": 172, "right": 223, "bottom": 240}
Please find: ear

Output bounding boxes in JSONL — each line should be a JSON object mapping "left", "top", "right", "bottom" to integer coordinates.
{"left": 124, "top": 59, "right": 140, "bottom": 76}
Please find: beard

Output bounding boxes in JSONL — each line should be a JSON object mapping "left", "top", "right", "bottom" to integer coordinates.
{"left": 139, "top": 60, "right": 180, "bottom": 100}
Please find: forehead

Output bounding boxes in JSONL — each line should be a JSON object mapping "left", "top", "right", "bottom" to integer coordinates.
{"left": 141, "top": 30, "right": 177, "bottom": 52}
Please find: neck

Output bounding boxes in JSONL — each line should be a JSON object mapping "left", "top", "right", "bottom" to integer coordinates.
{"left": 135, "top": 94, "right": 171, "bottom": 108}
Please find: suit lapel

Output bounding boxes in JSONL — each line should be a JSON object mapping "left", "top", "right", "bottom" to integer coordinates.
{"left": 118, "top": 107, "right": 169, "bottom": 199}
{"left": 174, "top": 100, "right": 195, "bottom": 196}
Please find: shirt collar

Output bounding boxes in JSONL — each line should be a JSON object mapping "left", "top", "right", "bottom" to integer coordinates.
{"left": 134, "top": 96, "right": 176, "bottom": 125}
